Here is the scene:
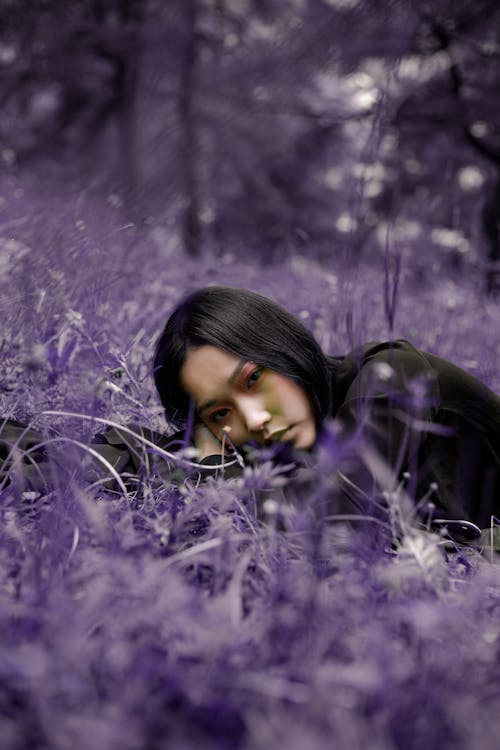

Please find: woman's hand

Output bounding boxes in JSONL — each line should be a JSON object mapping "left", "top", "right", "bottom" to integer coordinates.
{"left": 193, "top": 422, "right": 227, "bottom": 460}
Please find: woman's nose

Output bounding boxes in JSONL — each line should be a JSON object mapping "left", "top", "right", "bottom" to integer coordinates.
{"left": 238, "top": 399, "right": 271, "bottom": 433}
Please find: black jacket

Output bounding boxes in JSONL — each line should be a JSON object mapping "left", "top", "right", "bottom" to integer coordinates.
{"left": 328, "top": 340, "right": 499, "bottom": 529}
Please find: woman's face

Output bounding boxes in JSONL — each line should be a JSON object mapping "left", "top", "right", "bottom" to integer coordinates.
{"left": 180, "top": 345, "right": 317, "bottom": 450}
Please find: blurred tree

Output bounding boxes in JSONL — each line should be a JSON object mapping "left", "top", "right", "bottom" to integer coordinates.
{"left": 390, "top": 0, "right": 500, "bottom": 290}
{"left": 0, "top": 0, "right": 145, "bottom": 217}
{"left": 1, "top": 0, "right": 499, "bottom": 287}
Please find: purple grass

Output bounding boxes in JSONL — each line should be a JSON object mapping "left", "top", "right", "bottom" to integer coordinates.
{"left": 1, "top": 0, "right": 500, "bottom": 744}
{"left": 1, "top": 218, "right": 499, "bottom": 748}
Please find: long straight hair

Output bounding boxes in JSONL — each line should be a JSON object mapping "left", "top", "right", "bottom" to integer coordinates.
{"left": 153, "top": 286, "right": 332, "bottom": 429}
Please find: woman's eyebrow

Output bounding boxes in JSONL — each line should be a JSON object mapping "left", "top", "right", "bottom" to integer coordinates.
{"left": 197, "top": 358, "right": 247, "bottom": 416}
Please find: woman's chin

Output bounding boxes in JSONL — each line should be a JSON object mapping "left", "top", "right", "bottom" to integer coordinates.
{"left": 285, "top": 424, "right": 316, "bottom": 450}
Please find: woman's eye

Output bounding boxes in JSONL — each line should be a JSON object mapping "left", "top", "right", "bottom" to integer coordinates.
{"left": 246, "top": 367, "right": 263, "bottom": 388}
{"left": 209, "top": 407, "right": 231, "bottom": 424}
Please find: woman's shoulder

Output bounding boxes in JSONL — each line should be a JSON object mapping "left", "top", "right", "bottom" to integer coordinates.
{"left": 330, "top": 339, "right": 435, "bottom": 411}
{"left": 331, "top": 338, "right": 499, "bottom": 437}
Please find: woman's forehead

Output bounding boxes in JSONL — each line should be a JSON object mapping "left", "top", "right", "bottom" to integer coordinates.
{"left": 180, "top": 345, "right": 245, "bottom": 404}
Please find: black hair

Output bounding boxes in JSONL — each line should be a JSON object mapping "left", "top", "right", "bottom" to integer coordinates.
{"left": 153, "top": 286, "right": 332, "bottom": 429}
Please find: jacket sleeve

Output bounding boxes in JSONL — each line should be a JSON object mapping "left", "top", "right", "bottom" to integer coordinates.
{"left": 0, "top": 419, "right": 54, "bottom": 492}
{"left": 333, "top": 340, "right": 441, "bottom": 510}
{"left": 0, "top": 419, "right": 240, "bottom": 492}
{"left": 0, "top": 419, "right": 151, "bottom": 492}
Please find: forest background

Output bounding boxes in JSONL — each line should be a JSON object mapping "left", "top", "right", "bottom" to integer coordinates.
{"left": 1, "top": 1, "right": 500, "bottom": 749}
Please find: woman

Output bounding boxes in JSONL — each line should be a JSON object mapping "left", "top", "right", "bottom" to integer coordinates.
{"left": 2, "top": 286, "right": 499, "bottom": 542}
{"left": 153, "top": 286, "right": 500, "bottom": 536}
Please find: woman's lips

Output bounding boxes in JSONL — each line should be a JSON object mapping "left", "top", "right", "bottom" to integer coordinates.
{"left": 264, "top": 425, "right": 295, "bottom": 443}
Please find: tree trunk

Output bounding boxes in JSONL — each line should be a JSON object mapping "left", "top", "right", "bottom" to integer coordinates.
{"left": 178, "top": 0, "right": 201, "bottom": 257}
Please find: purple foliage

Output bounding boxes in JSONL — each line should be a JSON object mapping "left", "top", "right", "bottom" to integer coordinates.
{"left": 1, "top": 1, "right": 500, "bottom": 747}
{"left": 1, "top": 210, "right": 499, "bottom": 748}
